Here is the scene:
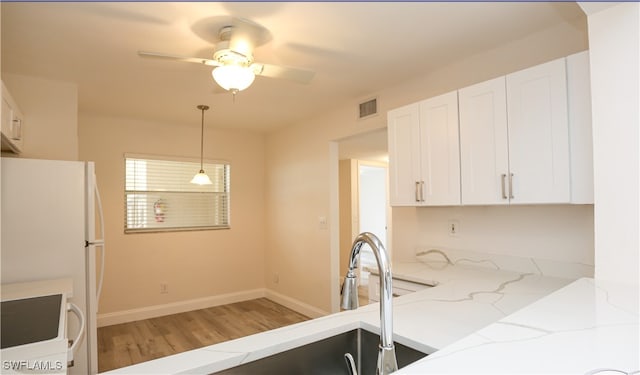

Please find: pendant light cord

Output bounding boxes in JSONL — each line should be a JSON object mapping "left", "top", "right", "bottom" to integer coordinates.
{"left": 197, "top": 105, "right": 209, "bottom": 171}
{"left": 200, "top": 107, "right": 205, "bottom": 171}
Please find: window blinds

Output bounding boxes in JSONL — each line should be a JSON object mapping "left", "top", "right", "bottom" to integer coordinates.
{"left": 124, "top": 156, "right": 230, "bottom": 233}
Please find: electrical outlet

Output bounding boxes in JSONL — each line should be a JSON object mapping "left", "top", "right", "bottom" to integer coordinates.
{"left": 318, "top": 216, "right": 328, "bottom": 230}
{"left": 160, "top": 283, "right": 169, "bottom": 294}
{"left": 273, "top": 273, "right": 280, "bottom": 284}
{"left": 448, "top": 220, "right": 460, "bottom": 237}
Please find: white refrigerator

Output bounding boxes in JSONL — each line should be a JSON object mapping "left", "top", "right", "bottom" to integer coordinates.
{"left": 1, "top": 157, "right": 105, "bottom": 375}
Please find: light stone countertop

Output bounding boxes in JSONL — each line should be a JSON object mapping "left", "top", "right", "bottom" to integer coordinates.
{"left": 103, "top": 260, "right": 605, "bottom": 374}
{"left": 397, "top": 277, "right": 639, "bottom": 375}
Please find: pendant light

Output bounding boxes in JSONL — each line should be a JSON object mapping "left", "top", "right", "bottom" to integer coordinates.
{"left": 190, "top": 105, "right": 213, "bottom": 185}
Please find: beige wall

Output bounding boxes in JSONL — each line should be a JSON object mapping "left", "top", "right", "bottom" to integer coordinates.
{"left": 265, "top": 19, "right": 589, "bottom": 313}
{"left": 265, "top": 122, "right": 340, "bottom": 314}
{"left": 2, "top": 74, "right": 78, "bottom": 160}
{"left": 78, "top": 113, "right": 266, "bottom": 315}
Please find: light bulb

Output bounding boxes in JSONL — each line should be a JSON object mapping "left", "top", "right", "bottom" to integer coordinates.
{"left": 212, "top": 65, "right": 255, "bottom": 92}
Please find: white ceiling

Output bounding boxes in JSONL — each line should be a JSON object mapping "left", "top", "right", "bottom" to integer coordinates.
{"left": 1, "top": 2, "right": 585, "bottom": 134}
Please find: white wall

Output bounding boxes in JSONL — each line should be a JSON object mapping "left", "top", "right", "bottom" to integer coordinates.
{"left": 1, "top": 4, "right": 3, "bottom": 261}
{"left": 2, "top": 73, "right": 78, "bottom": 160}
{"left": 581, "top": 3, "right": 640, "bottom": 286}
{"left": 393, "top": 205, "right": 594, "bottom": 265}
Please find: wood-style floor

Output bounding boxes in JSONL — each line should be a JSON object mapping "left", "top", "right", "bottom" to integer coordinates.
{"left": 97, "top": 298, "right": 310, "bottom": 373}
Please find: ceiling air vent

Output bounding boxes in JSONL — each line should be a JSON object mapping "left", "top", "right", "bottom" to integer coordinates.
{"left": 358, "top": 97, "right": 378, "bottom": 120}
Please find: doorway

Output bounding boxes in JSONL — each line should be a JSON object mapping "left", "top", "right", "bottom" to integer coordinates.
{"left": 356, "top": 162, "right": 388, "bottom": 286}
{"left": 336, "top": 128, "right": 389, "bottom": 307}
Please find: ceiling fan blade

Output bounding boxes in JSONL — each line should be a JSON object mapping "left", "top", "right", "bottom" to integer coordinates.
{"left": 252, "top": 63, "right": 315, "bottom": 84}
{"left": 76, "top": 3, "right": 173, "bottom": 26}
{"left": 138, "top": 51, "right": 221, "bottom": 67}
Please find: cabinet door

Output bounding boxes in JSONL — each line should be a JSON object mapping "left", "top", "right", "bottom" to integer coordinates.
{"left": 1, "top": 96, "right": 12, "bottom": 138}
{"left": 459, "top": 77, "right": 510, "bottom": 205}
{"left": 388, "top": 103, "right": 422, "bottom": 206}
{"left": 418, "top": 91, "right": 461, "bottom": 205}
{"left": 1, "top": 82, "right": 24, "bottom": 153}
{"left": 506, "top": 58, "right": 570, "bottom": 204}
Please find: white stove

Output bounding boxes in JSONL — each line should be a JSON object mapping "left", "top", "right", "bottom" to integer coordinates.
{"left": 1, "top": 279, "right": 85, "bottom": 374}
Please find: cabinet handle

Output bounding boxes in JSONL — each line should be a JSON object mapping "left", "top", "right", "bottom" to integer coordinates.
{"left": 501, "top": 174, "right": 507, "bottom": 199}
{"left": 415, "top": 181, "right": 420, "bottom": 202}
{"left": 11, "top": 118, "right": 22, "bottom": 141}
{"left": 509, "top": 173, "right": 514, "bottom": 199}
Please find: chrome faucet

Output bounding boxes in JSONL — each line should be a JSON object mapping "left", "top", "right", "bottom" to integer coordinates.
{"left": 341, "top": 232, "right": 398, "bottom": 375}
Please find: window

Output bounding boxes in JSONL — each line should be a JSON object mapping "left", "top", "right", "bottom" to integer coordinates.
{"left": 125, "top": 155, "right": 230, "bottom": 233}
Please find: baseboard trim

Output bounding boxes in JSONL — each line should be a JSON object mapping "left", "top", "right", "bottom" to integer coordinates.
{"left": 97, "top": 288, "right": 331, "bottom": 327}
{"left": 97, "top": 289, "right": 267, "bottom": 327}
{"left": 264, "top": 289, "right": 330, "bottom": 319}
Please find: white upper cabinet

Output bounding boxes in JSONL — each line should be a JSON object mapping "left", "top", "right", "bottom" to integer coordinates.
{"left": 390, "top": 51, "right": 593, "bottom": 207}
{"left": 459, "top": 57, "right": 574, "bottom": 205}
{"left": 1, "top": 81, "right": 24, "bottom": 154}
{"left": 388, "top": 91, "right": 460, "bottom": 206}
{"left": 506, "top": 57, "right": 570, "bottom": 204}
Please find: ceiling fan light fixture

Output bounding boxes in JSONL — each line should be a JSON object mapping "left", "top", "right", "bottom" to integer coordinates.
{"left": 212, "top": 65, "right": 255, "bottom": 92}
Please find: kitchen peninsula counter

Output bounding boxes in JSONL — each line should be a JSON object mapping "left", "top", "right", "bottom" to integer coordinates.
{"left": 103, "top": 260, "right": 638, "bottom": 374}
{"left": 399, "top": 277, "right": 639, "bottom": 374}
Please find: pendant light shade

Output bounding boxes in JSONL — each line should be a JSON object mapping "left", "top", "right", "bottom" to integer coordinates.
{"left": 190, "top": 170, "right": 212, "bottom": 185}
{"left": 191, "top": 105, "right": 213, "bottom": 185}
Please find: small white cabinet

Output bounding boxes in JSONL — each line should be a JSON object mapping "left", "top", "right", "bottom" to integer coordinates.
{"left": 1, "top": 82, "right": 24, "bottom": 154}
{"left": 388, "top": 91, "right": 460, "bottom": 206}
{"left": 459, "top": 57, "right": 581, "bottom": 205}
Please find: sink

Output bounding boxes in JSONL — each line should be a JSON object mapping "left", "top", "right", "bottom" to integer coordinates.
{"left": 212, "top": 328, "right": 429, "bottom": 374}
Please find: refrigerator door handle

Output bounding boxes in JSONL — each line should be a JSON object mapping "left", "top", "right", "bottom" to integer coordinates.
{"left": 93, "top": 178, "right": 106, "bottom": 305}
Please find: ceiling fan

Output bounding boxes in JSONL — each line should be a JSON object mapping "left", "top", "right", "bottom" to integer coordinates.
{"left": 139, "top": 17, "right": 316, "bottom": 96}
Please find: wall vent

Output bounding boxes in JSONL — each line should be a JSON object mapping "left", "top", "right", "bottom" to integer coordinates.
{"left": 358, "top": 97, "right": 378, "bottom": 119}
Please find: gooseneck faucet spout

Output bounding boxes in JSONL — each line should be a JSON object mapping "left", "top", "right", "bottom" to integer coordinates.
{"left": 341, "top": 232, "right": 398, "bottom": 375}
